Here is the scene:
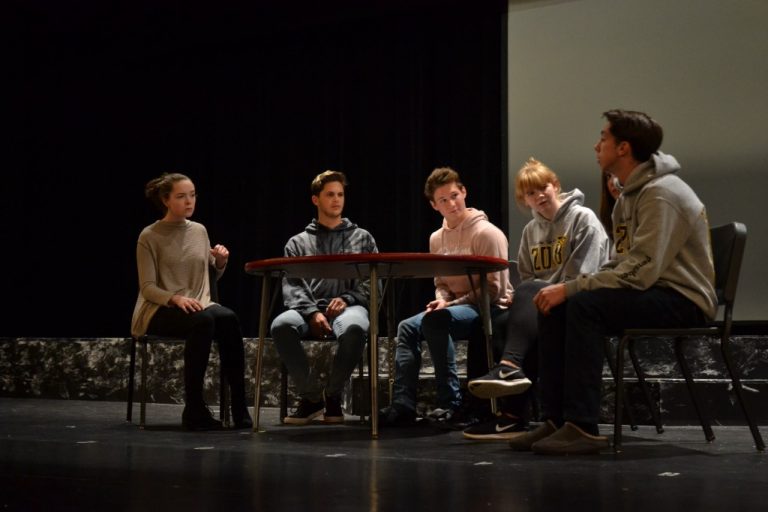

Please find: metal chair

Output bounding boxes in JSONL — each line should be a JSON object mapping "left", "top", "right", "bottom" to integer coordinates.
{"left": 612, "top": 222, "right": 764, "bottom": 452}
{"left": 126, "top": 265, "right": 230, "bottom": 428}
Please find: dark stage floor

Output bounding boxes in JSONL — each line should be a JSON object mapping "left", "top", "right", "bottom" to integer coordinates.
{"left": 1, "top": 398, "right": 765, "bottom": 511}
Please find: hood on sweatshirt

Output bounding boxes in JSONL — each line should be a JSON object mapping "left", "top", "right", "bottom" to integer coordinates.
{"left": 530, "top": 188, "right": 586, "bottom": 224}
{"left": 438, "top": 208, "right": 488, "bottom": 254}
{"left": 302, "top": 217, "right": 358, "bottom": 255}
{"left": 622, "top": 152, "right": 681, "bottom": 196}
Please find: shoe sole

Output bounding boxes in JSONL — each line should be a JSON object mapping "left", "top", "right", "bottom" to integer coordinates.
{"left": 463, "top": 430, "right": 527, "bottom": 441}
{"left": 532, "top": 439, "right": 609, "bottom": 455}
{"left": 531, "top": 423, "right": 609, "bottom": 455}
{"left": 508, "top": 422, "right": 557, "bottom": 451}
{"left": 283, "top": 409, "right": 324, "bottom": 425}
{"left": 468, "top": 378, "right": 532, "bottom": 399}
{"left": 323, "top": 415, "right": 345, "bottom": 424}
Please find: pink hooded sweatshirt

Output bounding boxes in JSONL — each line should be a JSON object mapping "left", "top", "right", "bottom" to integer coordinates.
{"left": 429, "top": 208, "right": 513, "bottom": 307}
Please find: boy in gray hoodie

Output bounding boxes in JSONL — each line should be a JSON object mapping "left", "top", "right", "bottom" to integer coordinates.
{"left": 518, "top": 109, "right": 716, "bottom": 455}
{"left": 271, "top": 170, "right": 378, "bottom": 425}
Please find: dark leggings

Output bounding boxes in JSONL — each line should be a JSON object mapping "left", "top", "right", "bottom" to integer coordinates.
{"left": 147, "top": 304, "right": 247, "bottom": 411}
{"left": 467, "top": 280, "right": 548, "bottom": 420}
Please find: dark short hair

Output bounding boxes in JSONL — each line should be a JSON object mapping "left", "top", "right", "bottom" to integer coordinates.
{"left": 144, "top": 172, "right": 191, "bottom": 214}
{"left": 311, "top": 170, "right": 347, "bottom": 195}
{"left": 603, "top": 109, "right": 664, "bottom": 162}
{"left": 424, "top": 167, "right": 463, "bottom": 200}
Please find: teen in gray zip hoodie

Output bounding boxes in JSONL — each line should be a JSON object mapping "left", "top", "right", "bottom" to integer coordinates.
{"left": 464, "top": 159, "right": 610, "bottom": 440}
{"left": 282, "top": 218, "right": 376, "bottom": 316}
{"left": 271, "top": 171, "right": 378, "bottom": 426}
{"left": 566, "top": 152, "right": 716, "bottom": 318}
{"left": 524, "top": 109, "right": 716, "bottom": 455}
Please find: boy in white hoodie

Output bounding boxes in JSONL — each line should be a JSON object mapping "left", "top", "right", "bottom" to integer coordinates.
{"left": 380, "top": 167, "right": 513, "bottom": 427}
{"left": 519, "top": 109, "right": 717, "bottom": 455}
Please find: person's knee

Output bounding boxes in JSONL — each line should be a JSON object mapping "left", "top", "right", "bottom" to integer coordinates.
{"left": 270, "top": 317, "right": 298, "bottom": 341}
{"left": 396, "top": 317, "right": 422, "bottom": 346}
{"left": 567, "top": 291, "right": 603, "bottom": 323}
{"left": 339, "top": 323, "right": 366, "bottom": 343}
{"left": 215, "top": 307, "right": 242, "bottom": 333}
{"left": 189, "top": 311, "right": 216, "bottom": 337}
{"left": 421, "top": 309, "right": 451, "bottom": 335}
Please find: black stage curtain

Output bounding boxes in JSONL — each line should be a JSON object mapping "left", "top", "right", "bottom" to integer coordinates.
{"left": 6, "top": 1, "right": 507, "bottom": 337}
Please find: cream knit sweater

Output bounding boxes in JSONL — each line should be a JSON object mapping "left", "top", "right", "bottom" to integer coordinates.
{"left": 130, "top": 220, "right": 222, "bottom": 336}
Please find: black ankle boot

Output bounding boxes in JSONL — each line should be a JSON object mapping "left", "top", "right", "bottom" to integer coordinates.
{"left": 182, "top": 404, "right": 223, "bottom": 431}
{"left": 232, "top": 406, "right": 253, "bottom": 429}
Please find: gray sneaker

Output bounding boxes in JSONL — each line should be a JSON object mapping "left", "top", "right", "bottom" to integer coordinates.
{"left": 508, "top": 419, "right": 558, "bottom": 451}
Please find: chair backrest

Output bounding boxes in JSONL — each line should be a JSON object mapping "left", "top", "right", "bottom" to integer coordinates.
{"left": 709, "top": 222, "right": 747, "bottom": 316}
{"left": 508, "top": 259, "right": 522, "bottom": 288}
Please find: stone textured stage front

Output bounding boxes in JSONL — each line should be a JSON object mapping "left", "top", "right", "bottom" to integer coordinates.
{"left": 1, "top": 335, "right": 766, "bottom": 426}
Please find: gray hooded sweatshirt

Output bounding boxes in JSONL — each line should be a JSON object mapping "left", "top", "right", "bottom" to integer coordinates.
{"left": 518, "top": 188, "right": 610, "bottom": 283}
{"left": 565, "top": 152, "right": 717, "bottom": 320}
{"left": 281, "top": 218, "right": 378, "bottom": 318}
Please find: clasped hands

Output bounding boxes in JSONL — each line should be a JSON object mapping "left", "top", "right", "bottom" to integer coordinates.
{"left": 309, "top": 297, "right": 348, "bottom": 338}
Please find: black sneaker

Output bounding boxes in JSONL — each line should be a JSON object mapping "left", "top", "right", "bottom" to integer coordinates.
{"left": 430, "top": 406, "right": 484, "bottom": 431}
{"left": 462, "top": 413, "right": 528, "bottom": 440}
{"left": 182, "top": 404, "right": 223, "bottom": 431}
{"left": 284, "top": 398, "right": 324, "bottom": 425}
{"left": 324, "top": 393, "right": 344, "bottom": 424}
{"left": 379, "top": 405, "right": 417, "bottom": 427}
{"left": 468, "top": 364, "right": 532, "bottom": 399}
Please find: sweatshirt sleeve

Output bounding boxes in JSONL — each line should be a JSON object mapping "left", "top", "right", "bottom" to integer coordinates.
{"left": 566, "top": 192, "right": 694, "bottom": 296}
{"left": 136, "top": 238, "right": 175, "bottom": 307}
{"left": 340, "top": 231, "right": 379, "bottom": 307}
{"left": 516, "top": 226, "right": 536, "bottom": 281}
{"left": 561, "top": 214, "right": 610, "bottom": 281}
{"left": 281, "top": 237, "right": 321, "bottom": 318}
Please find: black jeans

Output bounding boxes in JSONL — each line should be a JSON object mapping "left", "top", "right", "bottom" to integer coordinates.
{"left": 147, "top": 304, "right": 247, "bottom": 411}
{"left": 538, "top": 286, "right": 706, "bottom": 429}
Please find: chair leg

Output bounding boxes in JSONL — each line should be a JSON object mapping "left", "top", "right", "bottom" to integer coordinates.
{"left": 127, "top": 336, "right": 137, "bottom": 422}
{"left": 139, "top": 338, "right": 148, "bottom": 429}
{"left": 628, "top": 339, "right": 664, "bottom": 434}
{"left": 674, "top": 337, "right": 715, "bottom": 442}
{"left": 603, "top": 337, "right": 638, "bottom": 432}
{"left": 613, "top": 336, "right": 628, "bottom": 452}
{"left": 358, "top": 355, "right": 366, "bottom": 424}
{"left": 280, "top": 363, "right": 288, "bottom": 423}
{"left": 720, "top": 336, "right": 765, "bottom": 451}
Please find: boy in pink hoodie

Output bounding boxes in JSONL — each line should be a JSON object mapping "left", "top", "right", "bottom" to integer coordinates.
{"left": 380, "top": 167, "right": 513, "bottom": 427}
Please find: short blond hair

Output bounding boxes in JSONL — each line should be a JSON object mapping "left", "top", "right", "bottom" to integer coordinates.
{"left": 514, "top": 158, "right": 561, "bottom": 209}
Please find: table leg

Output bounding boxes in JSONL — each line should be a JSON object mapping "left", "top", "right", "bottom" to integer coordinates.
{"left": 253, "top": 272, "right": 272, "bottom": 432}
{"left": 478, "top": 274, "right": 498, "bottom": 415}
{"left": 386, "top": 279, "right": 396, "bottom": 405}
{"left": 369, "top": 264, "right": 379, "bottom": 438}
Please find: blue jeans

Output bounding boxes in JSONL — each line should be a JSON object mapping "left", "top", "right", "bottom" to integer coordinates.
{"left": 392, "top": 304, "right": 482, "bottom": 413}
{"left": 270, "top": 305, "right": 369, "bottom": 402}
{"left": 538, "top": 287, "right": 705, "bottom": 429}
